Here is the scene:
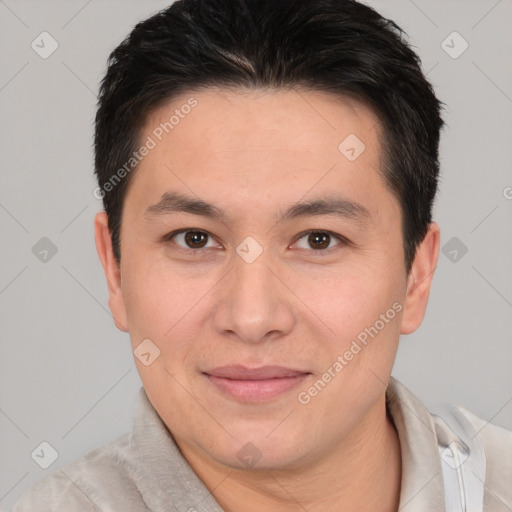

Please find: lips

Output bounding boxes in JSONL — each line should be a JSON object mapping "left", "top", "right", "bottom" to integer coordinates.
{"left": 206, "top": 365, "right": 308, "bottom": 380}
{"left": 203, "top": 365, "right": 310, "bottom": 402}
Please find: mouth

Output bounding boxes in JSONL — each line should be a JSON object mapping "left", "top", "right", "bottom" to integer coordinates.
{"left": 203, "top": 365, "right": 311, "bottom": 402}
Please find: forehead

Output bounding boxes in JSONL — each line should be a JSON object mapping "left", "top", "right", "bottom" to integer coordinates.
{"left": 126, "top": 87, "right": 396, "bottom": 228}
{"left": 139, "top": 88, "right": 383, "bottom": 177}
{"left": 145, "top": 87, "right": 381, "bottom": 155}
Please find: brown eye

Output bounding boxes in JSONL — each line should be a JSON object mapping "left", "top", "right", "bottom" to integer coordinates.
{"left": 308, "top": 232, "right": 330, "bottom": 249}
{"left": 167, "top": 230, "right": 218, "bottom": 250}
{"left": 294, "top": 230, "right": 344, "bottom": 251}
{"left": 184, "top": 230, "right": 208, "bottom": 248}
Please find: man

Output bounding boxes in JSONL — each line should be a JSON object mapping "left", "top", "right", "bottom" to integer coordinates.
{"left": 13, "top": 0, "right": 512, "bottom": 511}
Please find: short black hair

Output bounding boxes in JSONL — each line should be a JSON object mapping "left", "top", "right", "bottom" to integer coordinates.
{"left": 94, "top": 0, "right": 444, "bottom": 273}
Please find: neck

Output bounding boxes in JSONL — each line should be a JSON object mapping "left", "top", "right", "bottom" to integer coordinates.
{"left": 176, "top": 394, "right": 402, "bottom": 512}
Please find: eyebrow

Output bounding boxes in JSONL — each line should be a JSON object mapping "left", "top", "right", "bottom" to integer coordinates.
{"left": 144, "top": 191, "right": 371, "bottom": 225}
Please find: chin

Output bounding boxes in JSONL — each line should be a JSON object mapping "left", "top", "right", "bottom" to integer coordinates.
{"left": 202, "top": 428, "right": 313, "bottom": 472}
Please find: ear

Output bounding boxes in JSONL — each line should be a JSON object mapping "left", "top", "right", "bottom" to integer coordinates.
{"left": 94, "top": 211, "right": 129, "bottom": 332}
{"left": 400, "top": 222, "right": 440, "bottom": 335}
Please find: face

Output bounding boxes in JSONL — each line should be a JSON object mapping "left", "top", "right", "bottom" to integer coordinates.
{"left": 96, "top": 88, "right": 438, "bottom": 471}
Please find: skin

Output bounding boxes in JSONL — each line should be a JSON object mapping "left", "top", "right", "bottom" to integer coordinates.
{"left": 95, "top": 88, "right": 440, "bottom": 511}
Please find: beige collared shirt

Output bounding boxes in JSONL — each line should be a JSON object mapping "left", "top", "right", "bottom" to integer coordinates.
{"left": 12, "top": 376, "right": 512, "bottom": 511}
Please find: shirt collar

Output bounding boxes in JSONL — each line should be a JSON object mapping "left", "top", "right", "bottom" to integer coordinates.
{"left": 386, "top": 376, "right": 445, "bottom": 510}
{"left": 131, "top": 388, "right": 225, "bottom": 511}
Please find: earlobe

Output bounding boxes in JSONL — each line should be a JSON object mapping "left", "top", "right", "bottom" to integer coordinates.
{"left": 400, "top": 222, "right": 440, "bottom": 335}
{"left": 94, "top": 211, "right": 129, "bottom": 332}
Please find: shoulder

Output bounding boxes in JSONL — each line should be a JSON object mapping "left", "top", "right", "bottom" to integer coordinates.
{"left": 456, "top": 406, "right": 512, "bottom": 509}
{"left": 433, "top": 403, "right": 512, "bottom": 511}
{"left": 388, "top": 377, "right": 512, "bottom": 510}
{"left": 12, "top": 432, "right": 149, "bottom": 511}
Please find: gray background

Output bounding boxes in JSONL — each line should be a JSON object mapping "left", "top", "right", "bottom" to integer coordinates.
{"left": 1, "top": 0, "right": 511, "bottom": 509}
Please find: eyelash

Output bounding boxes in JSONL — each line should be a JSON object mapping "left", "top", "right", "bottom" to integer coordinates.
{"left": 162, "top": 228, "right": 348, "bottom": 255}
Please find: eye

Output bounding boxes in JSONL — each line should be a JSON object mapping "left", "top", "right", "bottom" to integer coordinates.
{"left": 165, "top": 229, "right": 220, "bottom": 251}
{"left": 293, "top": 230, "right": 345, "bottom": 251}
{"left": 163, "top": 228, "right": 347, "bottom": 254}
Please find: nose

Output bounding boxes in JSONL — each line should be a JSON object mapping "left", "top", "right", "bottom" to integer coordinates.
{"left": 213, "top": 248, "right": 295, "bottom": 344}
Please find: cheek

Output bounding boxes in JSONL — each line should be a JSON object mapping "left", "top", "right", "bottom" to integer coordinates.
{"left": 121, "top": 256, "right": 182, "bottom": 340}
{"left": 302, "top": 264, "right": 405, "bottom": 379}
{"left": 121, "top": 255, "right": 218, "bottom": 360}
{"left": 296, "top": 262, "right": 399, "bottom": 328}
